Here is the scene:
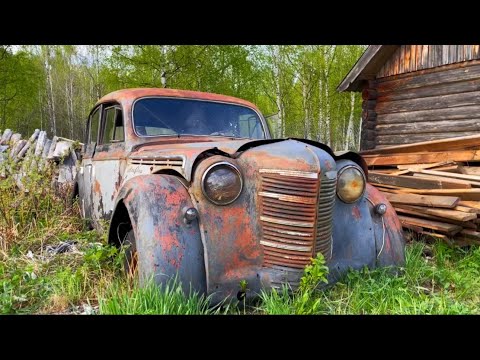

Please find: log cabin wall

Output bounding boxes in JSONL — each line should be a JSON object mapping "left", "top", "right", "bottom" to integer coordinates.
{"left": 360, "top": 45, "right": 480, "bottom": 150}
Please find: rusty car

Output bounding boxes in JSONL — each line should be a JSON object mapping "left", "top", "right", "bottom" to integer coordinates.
{"left": 75, "top": 88, "right": 405, "bottom": 303}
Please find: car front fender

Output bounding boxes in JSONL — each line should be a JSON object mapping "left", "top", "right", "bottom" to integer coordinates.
{"left": 330, "top": 182, "right": 406, "bottom": 281}
{"left": 112, "top": 174, "right": 207, "bottom": 295}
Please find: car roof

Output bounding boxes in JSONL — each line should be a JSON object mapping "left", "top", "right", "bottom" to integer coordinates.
{"left": 96, "top": 88, "right": 260, "bottom": 110}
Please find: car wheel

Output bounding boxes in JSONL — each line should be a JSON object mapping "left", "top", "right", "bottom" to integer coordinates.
{"left": 123, "top": 229, "right": 138, "bottom": 277}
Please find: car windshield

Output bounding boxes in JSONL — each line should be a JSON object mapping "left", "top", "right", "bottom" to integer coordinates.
{"left": 133, "top": 98, "right": 266, "bottom": 139}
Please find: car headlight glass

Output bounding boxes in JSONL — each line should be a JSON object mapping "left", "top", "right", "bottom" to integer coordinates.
{"left": 202, "top": 162, "right": 243, "bottom": 205}
{"left": 336, "top": 165, "right": 366, "bottom": 203}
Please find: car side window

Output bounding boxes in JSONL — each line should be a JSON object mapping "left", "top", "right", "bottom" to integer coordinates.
{"left": 101, "top": 106, "right": 124, "bottom": 144}
{"left": 89, "top": 107, "right": 100, "bottom": 144}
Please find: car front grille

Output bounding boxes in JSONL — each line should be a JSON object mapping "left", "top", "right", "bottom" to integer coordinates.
{"left": 259, "top": 169, "right": 336, "bottom": 270}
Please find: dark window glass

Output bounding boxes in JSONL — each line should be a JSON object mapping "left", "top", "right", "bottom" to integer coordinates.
{"left": 113, "top": 109, "right": 124, "bottom": 141}
{"left": 89, "top": 108, "right": 100, "bottom": 144}
{"left": 133, "top": 98, "right": 265, "bottom": 139}
{"left": 101, "top": 107, "right": 124, "bottom": 144}
{"left": 102, "top": 107, "right": 115, "bottom": 144}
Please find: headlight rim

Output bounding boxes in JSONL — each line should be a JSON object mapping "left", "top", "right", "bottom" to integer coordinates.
{"left": 201, "top": 161, "right": 243, "bottom": 205}
{"left": 336, "top": 164, "right": 366, "bottom": 204}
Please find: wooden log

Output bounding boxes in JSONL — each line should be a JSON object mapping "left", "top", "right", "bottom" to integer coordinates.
{"left": 377, "top": 76, "right": 480, "bottom": 103}
{"left": 0, "top": 129, "right": 12, "bottom": 145}
{"left": 362, "top": 110, "right": 377, "bottom": 121}
{"left": 384, "top": 192, "right": 459, "bottom": 208}
{"left": 15, "top": 129, "right": 40, "bottom": 162}
{"left": 10, "top": 133, "right": 21, "bottom": 145}
{"left": 376, "top": 105, "right": 480, "bottom": 125}
{"left": 376, "top": 132, "right": 478, "bottom": 146}
{"left": 398, "top": 215, "right": 463, "bottom": 235}
{"left": 411, "top": 173, "right": 477, "bottom": 187}
{"left": 38, "top": 139, "right": 52, "bottom": 172}
{"left": 376, "top": 119, "right": 480, "bottom": 136}
{"left": 364, "top": 121, "right": 377, "bottom": 130}
{"left": 362, "top": 88, "right": 377, "bottom": 100}
{"left": 34, "top": 131, "right": 47, "bottom": 156}
{"left": 364, "top": 129, "right": 376, "bottom": 141}
{"left": 369, "top": 172, "right": 471, "bottom": 189}
{"left": 361, "top": 133, "right": 480, "bottom": 155}
{"left": 362, "top": 100, "right": 376, "bottom": 110}
{"left": 47, "top": 136, "right": 58, "bottom": 159}
{"left": 394, "top": 204, "right": 477, "bottom": 222}
{"left": 363, "top": 150, "right": 480, "bottom": 166}
{"left": 376, "top": 61, "right": 480, "bottom": 93}
{"left": 10, "top": 139, "right": 27, "bottom": 159}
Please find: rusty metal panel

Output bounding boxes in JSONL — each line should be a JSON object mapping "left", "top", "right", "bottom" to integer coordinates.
{"left": 315, "top": 174, "right": 336, "bottom": 260}
{"left": 259, "top": 170, "right": 319, "bottom": 269}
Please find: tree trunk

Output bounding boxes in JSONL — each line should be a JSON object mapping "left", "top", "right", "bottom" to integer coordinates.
{"left": 345, "top": 92, "right": 356, "bottom": 150}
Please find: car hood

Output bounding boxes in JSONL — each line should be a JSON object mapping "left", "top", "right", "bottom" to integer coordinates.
{"left": 128, "top": 138, "right": 366, "bottom": 181}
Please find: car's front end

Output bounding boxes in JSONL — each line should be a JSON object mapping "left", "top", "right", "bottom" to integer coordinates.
{"left": 101, "top": 89, "right": 405, "bottom": 303}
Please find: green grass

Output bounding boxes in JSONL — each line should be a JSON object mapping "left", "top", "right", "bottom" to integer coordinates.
{"left": 3, "top": 157, "right": 480, "bottom": 314}
{"left": 98, "top": 278, "right": 231, "bottom": 315}
{"left": 257, "top": 241, "right": 480, "bottom": 315}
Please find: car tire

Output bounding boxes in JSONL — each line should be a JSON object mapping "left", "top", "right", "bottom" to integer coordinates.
{"left": 123, "top": 229, "right": 138, "bottom": 277}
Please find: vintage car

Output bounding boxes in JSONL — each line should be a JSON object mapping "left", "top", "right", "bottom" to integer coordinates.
{"left": 75, "top": 88, "right": 405, "bottom": 303}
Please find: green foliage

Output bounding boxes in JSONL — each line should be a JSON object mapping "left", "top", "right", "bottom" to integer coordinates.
{"left": 299, "top": 252, "right": 329, "bottom": 293}
{"left": 260, "top": 252, "right": 329, "bottom": 315}
{"left": 98, "top": 277, "right": 228, "bottom": 315}
{"left": 1, "top": 45, "right": 366, "bottom": 150}
{"left": 257, "top": 242, "right": 480, "bottom": 315}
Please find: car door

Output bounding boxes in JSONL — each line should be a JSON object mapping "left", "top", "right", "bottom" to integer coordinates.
{"left": 78, "top": 105, "right": 101, "bottom": 222}
{"left": 91, "top": 103, "right": 126, "bottom": 222}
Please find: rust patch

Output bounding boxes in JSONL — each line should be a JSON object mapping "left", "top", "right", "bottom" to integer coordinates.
{"left": 352, "top": 205, "right": 361, "bottom": 220}
{"left": 94, "top": 179, "right": 101, "bottom": 194}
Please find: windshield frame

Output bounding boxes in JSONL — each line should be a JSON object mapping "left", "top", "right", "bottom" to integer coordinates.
{"left": 131, "top": 96, "right": 270, "bottom": 140}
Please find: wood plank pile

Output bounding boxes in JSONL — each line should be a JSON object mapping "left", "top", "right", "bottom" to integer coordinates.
{"left": 0, "top": 128, "right": 80, "bottom": 190}
{"left": 361, "top": 134, "right": 480, "bottom": 246}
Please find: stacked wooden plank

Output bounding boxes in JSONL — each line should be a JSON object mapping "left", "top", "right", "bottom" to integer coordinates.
{"left": 0, "top": 128, "right": 80, "bottom": 190}
{"left": 361, "top": 134, "right": 480, "bottom": 246}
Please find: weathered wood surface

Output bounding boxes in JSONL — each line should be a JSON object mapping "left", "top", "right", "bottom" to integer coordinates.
{"left": 364, "top": 150, "right": 480, "bottom": 166}
{"left": 394, "top": 206, "right": 477, "bottom": 229}
{"left": 0, "top": 129, "right": 81, "bottom": 189}
{"left": 377, "top": 47, "right": 480, "bottom": 79}
{"left": 398, "top": 215, "right": 463, "bottom": 235}
{"left": 361, "top": 59, "right": 480, "bottom": 150}
{"left": 394, "top": 204, "right": 477, "bottom": 222}
{"left": 369, "top": 172, "right": 471, "bottom": 189}
{"left": 362, "top": 133, "right": 480, "bottom": 156}
{"left": 383, "top": 192, "right": 459, "bottom": 208}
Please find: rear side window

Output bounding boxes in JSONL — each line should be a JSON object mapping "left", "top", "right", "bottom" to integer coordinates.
{"left": 100, "top": 106, "right": 124, "bottom": 144}
{"left": 89, "top": 107, "right": 100, "bottom": 144}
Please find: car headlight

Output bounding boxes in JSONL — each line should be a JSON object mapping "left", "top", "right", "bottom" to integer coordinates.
{"left": 336, "top": 165, "right": 366, "bottom": 203}
{"left": 201, "top": 162, "right": 243, "bottom": 205}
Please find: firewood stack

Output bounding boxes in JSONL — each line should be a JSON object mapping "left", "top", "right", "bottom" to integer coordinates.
{"left": 360, "top": 134, "right": 480, "bottom": 246}
{"left": 0, "top": 128, "right": 80, "bottom": 190}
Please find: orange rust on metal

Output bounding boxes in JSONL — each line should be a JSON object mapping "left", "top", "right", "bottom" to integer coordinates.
{"left": 94, "top": 179, "right": 101, "bottom": 194}
{"left": 96, "top": 88, "right": 260, "bottom": 111}
{"left": 259, "top": 170, "right": 320, "bottom": 268}
{"left": 352, "top": 205, "right": 362, "bottom": 220}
